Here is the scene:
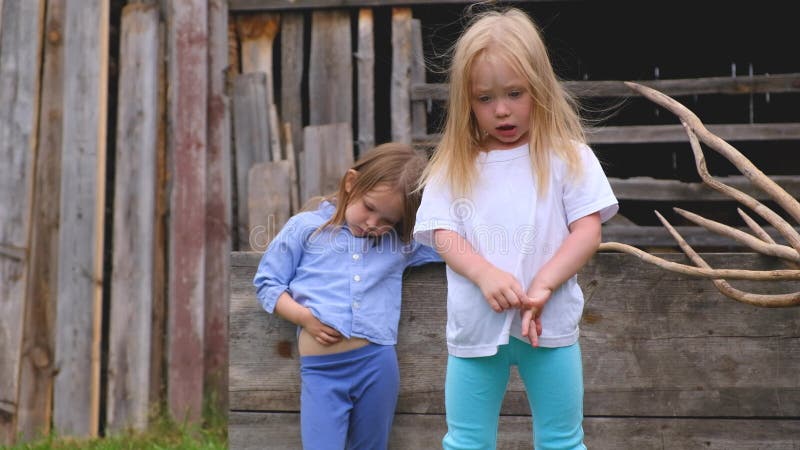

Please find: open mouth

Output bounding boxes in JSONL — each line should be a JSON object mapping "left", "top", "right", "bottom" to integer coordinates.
{"left": 497, "top": 124, "right": 515, "bottom": 131}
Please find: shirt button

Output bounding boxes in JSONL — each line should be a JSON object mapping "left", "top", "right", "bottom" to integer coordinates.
{"left": 352, "top": 254, "right": 360, "bottom": 260}
{"left": 353, "top": 274, "right": 361, "bottom": 282}
{"left": 353, "top": 302, "right": 360, "bottom": 309}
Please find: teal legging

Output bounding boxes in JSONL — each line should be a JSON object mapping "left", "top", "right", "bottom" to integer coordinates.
{"left": 443, "top": 338, "right": 586, "bottom": 450}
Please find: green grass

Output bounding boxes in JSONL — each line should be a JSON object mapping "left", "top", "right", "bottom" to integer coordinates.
{"left": 2, "top": 414, "right": 226, "bottom": 450}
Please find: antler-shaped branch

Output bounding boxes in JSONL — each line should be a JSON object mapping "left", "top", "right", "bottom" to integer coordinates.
{"left": 599, "top": 82, "right": 800, "bottom": 307}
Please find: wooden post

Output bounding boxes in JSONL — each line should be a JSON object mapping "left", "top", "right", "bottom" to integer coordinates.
{"left": 106, "top": 3, "right": 159, "bottom": 433}
{"left": 356, "top": 8, "right": 374, "bottom": 157}
{"left": 309, "top": 10, "right": 352, "bottom": 126}
{"left": 232, "top": 72, "right": 271, "bottom": 250}
{"left": 236, "top": 13, "right": 281, "bottom": 161}
{"left": 248, "top": 162, "right": 292, "bottom": 251}
{"left": 165, "top": 0, "right": 207, "bottom": 424}
{"left": 53, "top": 0, "right": 108, "bottom": 438}
{"left": 283, "top": 122, "right": 300, "bottom": 214}
{"left": 16, "top": 0, "right": 63, "bottom": 442}
{"left": 390, "top": 8, "right": 412, "bottom": 144}
{"left": 301, "top": 123, "right": 354, "bottom": 203}
{"left": 410, "top": 19, "right": 426, "bottom": 141}
{"left": 0, "top": 0, "right": 45, "bottom": 444}
{"left": 280, "top": 12, "right": 304, "bottom": 166}
{"left": 205, "top": 0, "right": 232, "bottom": 417}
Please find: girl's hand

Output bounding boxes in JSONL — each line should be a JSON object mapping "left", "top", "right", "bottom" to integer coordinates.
{"left": 474, "top": 266, "right": 528, "bottom": 312}
{"left": 300, "top": 310, "right": 343, "bottom": 346}
{"left": 521, "top": 286, "right": 551, "bottom": 347}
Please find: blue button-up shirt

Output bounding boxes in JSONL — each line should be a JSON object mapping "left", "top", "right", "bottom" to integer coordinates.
{"left": 254, "top": 202, "right": 441, "bottom": 345}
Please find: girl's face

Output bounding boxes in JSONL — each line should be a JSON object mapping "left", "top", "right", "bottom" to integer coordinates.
{"left": 344, "top": 175, "right": 404, "bottom": 238}
{"left": 469, "top": 53, "right": 533, "bottom": 150}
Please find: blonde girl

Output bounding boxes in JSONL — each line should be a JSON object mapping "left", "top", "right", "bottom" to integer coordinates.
{"left": 414, "top": 7, "right": 618, "bottom": 449}
{"left": 254, "top": 143, "right": 440, "bottom": 449}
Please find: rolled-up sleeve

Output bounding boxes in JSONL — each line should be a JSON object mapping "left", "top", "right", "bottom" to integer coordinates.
{"left": 253, "top": 215, "right": 306, "bottom": 313}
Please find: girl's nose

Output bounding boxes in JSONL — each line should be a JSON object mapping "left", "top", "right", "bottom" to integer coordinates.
{"left": 495, "top": 101, "right": 510, "bottom": 117}
{"left": 366, "top": 214, "right": 379, "bottom": 227}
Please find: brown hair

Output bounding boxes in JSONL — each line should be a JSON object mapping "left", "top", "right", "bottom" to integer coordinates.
{"left": 318, "top": 142, "right": 428, "bottom": 243}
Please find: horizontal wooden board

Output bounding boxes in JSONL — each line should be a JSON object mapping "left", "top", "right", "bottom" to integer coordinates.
{"left": 609, "top": 175, "right": 800, "bottom": 201}
{"left": 229, "top": 411, "right": 800, "bottom": 449}
{"left": 230, "top": 0, "right": 565, "bottom": 11}
{"left": 411, "top": 74, "right": 800, "bottom": 101}
{"left": 231, "top": 251, "right": 800, "bottom": 418}
{"left": 413, "top": 122, "right": 800, "bottom": 146}
{"left": 601, "top": 225, "right": 799, "bottom": 249}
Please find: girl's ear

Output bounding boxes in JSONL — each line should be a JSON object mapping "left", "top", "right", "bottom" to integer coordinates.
{"left": 344, "top": 169, "right": 359, "bottom": 194}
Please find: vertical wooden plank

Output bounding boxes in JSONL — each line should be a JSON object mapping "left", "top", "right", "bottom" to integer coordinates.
{"left": 301, "top": 123, "right": 354, "bottom": 202}
{"left": 106, "top": 3, "right": 159, "bottom": 433}
{"left": 247, "top": 162, "right": 292, "bottom": 252}
{"left": 308, "top": 10, "right": 352, "bottom": 126}
{"left": 231, "top": 72, "right": 271, "bottom": 250}
{"left": 150, "top": 11, "right": 168, "bottom": 412}
{"left": 16, "top": 0, "right": 63, "bottom": 441}
{"left": 165, "top": 0, "right": 207, "bottom": 423}
{"left": 356, "top": 8, "right": 374, "bottom": 157}
{"left": 0, "top": 0, "right": 45, "bottom": 444}
{"left": 410, "top": 18, "right": 426, "bottom": 140}
{"left": 53, "top": 0, "right": 108, "bottom": 438}
{"left": 205, "top": 0, "right": 231, "bottom": 418}
{"left": 236, "top": 13, "right": 281, "bottom": 161}
{"left": 283, "top": 122, "right": 300, "bottom": 214}
{"left": 391, "top": 7, "right": 412, "bottom": 144}
{"left": 228, "top": 15, "right": 240, "bottom": 76}
{"left": 280, "top": 12, "right": 304, "bottom": 165}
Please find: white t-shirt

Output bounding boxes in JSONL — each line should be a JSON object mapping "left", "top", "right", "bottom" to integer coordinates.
{"left": 414, "top": 143, "right": 618, "bottom": 357}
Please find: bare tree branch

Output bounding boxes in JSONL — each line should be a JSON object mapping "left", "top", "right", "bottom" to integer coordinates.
{"left": 600, "top": 82, "right": 800, "bottom": 307}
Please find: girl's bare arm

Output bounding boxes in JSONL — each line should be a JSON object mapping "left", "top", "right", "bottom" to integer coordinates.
{"left": 274, "top": 292, "right": 342, "bottom": 345}
{"left": 522, "top": 212, "right": 602, "bottom": 345}
{"left": 433, "top": 229, "right": 528, "bottom": 312}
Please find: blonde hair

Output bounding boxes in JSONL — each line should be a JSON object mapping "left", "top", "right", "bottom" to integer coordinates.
{"left": 421, "top": 7, "right": 584, "bottom": 197}
{"left": 318, "top": 142, "right": 428, "bottom": 243}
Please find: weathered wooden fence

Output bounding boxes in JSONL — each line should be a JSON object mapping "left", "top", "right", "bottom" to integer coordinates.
{"left": 230, "top": 252, "right": 800, "bottom": 449}
{"left": 0, "top": 0, "right": 232, "bottom": 443}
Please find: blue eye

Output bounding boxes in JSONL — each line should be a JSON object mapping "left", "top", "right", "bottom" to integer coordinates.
{"left": 509, "top": 90, "right": 522, "bottom": 98}
{"left": 478, "top": 95, "right": 491, "bottom": 103}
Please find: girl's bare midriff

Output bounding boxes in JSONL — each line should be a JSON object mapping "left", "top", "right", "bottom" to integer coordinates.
{"left": 298, "top": 328, "right": 370, "bottom": 356}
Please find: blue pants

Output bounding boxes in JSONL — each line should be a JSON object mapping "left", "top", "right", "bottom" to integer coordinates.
{"left": 299, "top": 343, "right": 399, "bottom": 450}
{"left": 443, "top": 339, "right": 585, "bottom": 450}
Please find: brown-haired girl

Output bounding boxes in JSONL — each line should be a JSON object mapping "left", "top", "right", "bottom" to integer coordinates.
{"left": 253, "top": 142, "right": 439, "bottom": 449}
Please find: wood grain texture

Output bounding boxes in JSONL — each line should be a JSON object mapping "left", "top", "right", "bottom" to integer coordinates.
{"left": 16, "top": 0, "right": 62, "bottom": 441}
{"left": 247, "top": 162, "right": 291, "bottom": 252}
{"left": 230, "top": 251, "right": 800, "bottom": 447}
{"left": 390, "top": 8, "right": 411, "bottom": 144}
{"left": 308, "top": 10, "right": 351, "bottom": 126}
{"left": 0, "top": 0, "right": 45, "bottom": 443}
{"left": 279, "top": 12, "right": 304, "bottom": 163}
{"left": 205, "top": 0, "right": 232, "bottom": 418}
{"left": 165, "top": 0, "right": 207, "bottom": 423}
{"left": 106, "top": 3, "right": 159, "bottom": 433}
{"left": 53, "top": 0, "right": 108, "bottom": 437}
{"left": 232, "top": 72, "right": 271, "bottom": 250}
{"left": 230, "top": 411, "right": 800, "bottom": 449}
{"left": 355, "top": 8, "right": 374, "bottom": 157}
{"left": 300, "top": 123, "right": 354, "bottom": 203}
